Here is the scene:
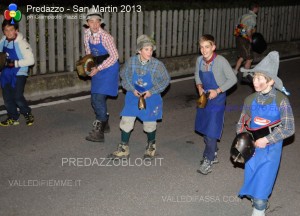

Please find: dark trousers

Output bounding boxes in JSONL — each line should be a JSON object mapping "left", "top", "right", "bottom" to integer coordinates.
{"left": 91, "top": 93, "right": 108, "bottom": 122}
{"left": 2, "top": 76, "right": 31, "bottom": 120}
{"left": 203, "top": 136, "right": 218, "bottom": 161}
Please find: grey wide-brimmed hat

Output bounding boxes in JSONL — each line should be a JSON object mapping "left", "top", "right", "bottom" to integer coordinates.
{"left": 240, "top": 51, "right": 283, "bottom": 90}
{"left": 86, "top": 8, "right": 105, "bottom": 24}
{"left": 136, "top": 35, "right": 156, "bottom": 52}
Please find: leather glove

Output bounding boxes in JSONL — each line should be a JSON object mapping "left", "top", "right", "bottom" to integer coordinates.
{"left": 6, "top": 59, "right": 15, "bottom": 68}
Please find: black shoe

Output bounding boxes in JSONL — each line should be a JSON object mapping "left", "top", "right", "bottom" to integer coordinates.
{"left": 86, "top": 120, "right": 104, "bottom": 142}
{"left": 103, "top": 121, "right": 110, "bottom": 133}
{"left": 237, "top": 71, "right": 243, "bottom": 82}
{"left": 0, "top": 117, "right": 19, "bottom": 126}
{"left": 24, "top": 113, "right": 34, "bottom": 126}
{"left": 144, "top": 140, "right": 156, "bottom": 159}
{"left": 103, "top": 113, "right": 110, "bottom": 133}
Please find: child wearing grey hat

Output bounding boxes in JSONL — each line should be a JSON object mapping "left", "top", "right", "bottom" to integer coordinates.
{"left": 108, "top": 34, "right": 170, "bottom": 159}
{"left": 236, "top": 51, "right": 295, "bottom": 216}
{"left": 240, "top": 53, "right": 291, "bottom": 96}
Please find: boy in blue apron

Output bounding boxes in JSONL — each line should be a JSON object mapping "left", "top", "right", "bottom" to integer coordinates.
{"left": 236, "top": 51, "right": 295, "bottom": 216}
{"left": 0, "top": 19, "right": 35, "bottom": 126}
{"left": 108, "top": 35, "right": 170, "bottom": 159}
{"left": 83, "top": 8, "right": 120, "bottom": 142}
{"left": 195, "top": 34, "right": 237, "bottom": 174}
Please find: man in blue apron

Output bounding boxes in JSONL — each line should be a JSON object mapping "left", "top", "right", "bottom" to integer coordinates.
{"left": 236, "top": 51, "right": 295, "bottom": 216}
{"left": 195, "top": 34, "right": 237, "bottom": 175}
{"left": 108, "top": 35, "right": 170, "bottom": 159}
{"left": 83, "top": 8, "right": 119, "bottom": 142}
{"left": 0, "top": 19, "right": 35, "bottom": 126}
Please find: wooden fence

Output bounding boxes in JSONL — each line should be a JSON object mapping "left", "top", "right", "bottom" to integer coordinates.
{"left": 0, "top": 5, "right": 300, "bottom": 75}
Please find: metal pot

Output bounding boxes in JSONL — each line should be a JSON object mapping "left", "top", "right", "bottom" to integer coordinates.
{"left": 231, "top": 132, "right": 255, "bottom": 163}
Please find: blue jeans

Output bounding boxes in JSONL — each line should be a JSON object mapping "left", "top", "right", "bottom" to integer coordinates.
{"left": 203, "top": 136, "right": 218, "bottom": 161}
{"left": 2, "top": 76, "right": 31, "bottom": 120}
{"left": 91, "top": 93, "right": 108, "bottom": 122}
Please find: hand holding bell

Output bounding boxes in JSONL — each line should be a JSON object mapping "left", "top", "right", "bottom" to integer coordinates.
{"left": 138, "top": 93, "right": 146, "bottom": 110}
{"left": 76, "top": 54, "right": 96, "bottom": 77}
{"left": 0, "top": 52, "right": 7, "bottom": 71}
{"left": 197, "top": 91, "right": 210, "bottom": 108}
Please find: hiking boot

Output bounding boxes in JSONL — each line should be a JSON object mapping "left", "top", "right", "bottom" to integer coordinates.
{"left": 102, "top": 120, "right": 110, "bottom": 133}
{"left": 86, "top": 120, "right": 104, "bottom": 142}
{"left": 103, "top": 113, "right": 110, "bottom": 133}
{"left": 0, "top": 117, "right": 19, "bottom": 126}
{"left": 200, "top": 152, "right": 219, "bottom": 165}
{"left": 144, "top": 140, "right": 156, "bottom": 159}
{"left": 107, "top": 143, "right": 130, "bottom": 159}
{"left": 89, "top": 119, "right": 109, "bottom": 134}
{"left": 237, "top": 71, "right": 242, "bottom": 82}
{"left": 24, "top": 113, "right": 34, "bottom": 126}
{"left": 197, "top": 158, "right": 212, "bottom": 175}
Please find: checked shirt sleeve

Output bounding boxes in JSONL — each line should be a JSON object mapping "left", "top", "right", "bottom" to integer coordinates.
{"left": 97, "top": 33, "right": 119, "bottom": 71}
{"left": 120, "top": 58, "right": 135, "bottom": 92}
{"left": 266, "top": 98, "right": 295, "bottom": 144}
{"left": 149, "top": 62, "right": 170, "bottom": 94}
{"left": 84, "top": 29, "right": 91, "bottom": 55}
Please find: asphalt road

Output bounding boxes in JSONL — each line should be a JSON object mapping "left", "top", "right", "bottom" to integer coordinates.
{"left": 0, "top": 58, "right": 299, "bottom": 216}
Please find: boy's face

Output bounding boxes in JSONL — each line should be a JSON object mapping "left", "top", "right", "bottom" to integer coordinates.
{"left": 87, "top": 18, "right": 101, "bottom": 33}
{"left": 138, "top": 45, "right": 153, "bottom": 61}
{"left": 200, "top": 41, "right": 216, "bottom": 60}
{"left": 3, "top": 25, "right": 18, "bottom": 40}
{"left": 253, "top": 74, "right": 274, "bottom": 93}
{"left": 253, "top": 6, "right": 259, "bottom": 14}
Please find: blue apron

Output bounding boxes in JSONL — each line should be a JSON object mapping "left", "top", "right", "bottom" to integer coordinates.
{"left": 239, "top": 96, "right": 282, "bottom": 200}
{"left": 0, "top": 41, "right": 19, "bottom": 88}
{"left": 89, "top": 37, "right": 119, "bottom": 96}
{"left": 195, "top": 59, "right": 226, "bottom": 139}
{"left": 120, "top": 61, "right": 163, "bottom": 121}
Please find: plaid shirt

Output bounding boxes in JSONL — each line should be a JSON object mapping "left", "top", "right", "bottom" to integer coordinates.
{"left": 236, "top": 87, "right": 295, "bottom": 144}
{"left": 120, "top": 55, "right": 170, "bottom": 94}
{"left": 84, "top": 28, "right": 118, "bottom": 71}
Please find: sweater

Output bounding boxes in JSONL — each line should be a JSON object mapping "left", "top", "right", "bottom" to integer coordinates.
{"left": 0, "top": 32, "right": 35, "bottom": 76}
{"left": 194, "top": 55, "right": 237, "bottom": 92}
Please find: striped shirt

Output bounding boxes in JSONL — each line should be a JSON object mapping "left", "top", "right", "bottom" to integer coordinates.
{"left": 236, "top": 87, "right": 295, "bottom": 144}
{"left": 120, "top": 55, "right": 170, "bottom": 94}
{"left": 84, "top": 28, "right": 119, "bottom": 71}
